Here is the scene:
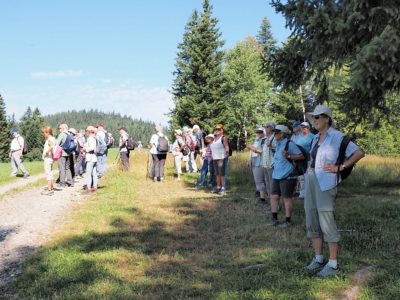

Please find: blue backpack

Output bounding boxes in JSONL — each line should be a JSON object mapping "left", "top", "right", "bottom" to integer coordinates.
{"left": 62, "top": 134, "right": 76, "bottom": 154}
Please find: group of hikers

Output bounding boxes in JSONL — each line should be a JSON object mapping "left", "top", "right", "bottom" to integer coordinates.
{"left": 8, "top": 104, "right": 365, "bottom": 277}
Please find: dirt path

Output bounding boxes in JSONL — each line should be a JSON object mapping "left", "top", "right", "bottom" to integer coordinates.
{"left": 0, "top": 177, "right": 87, "bottom": 295}
{"left": 0, "top": 173, "right": 48, "bottom": 196}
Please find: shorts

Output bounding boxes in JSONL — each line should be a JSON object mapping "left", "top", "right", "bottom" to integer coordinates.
{"left": 213, "top": 159, "right": 225, "bottom": 176}
{"left": 271, "top": 178, "right": 297, "bottom": 198}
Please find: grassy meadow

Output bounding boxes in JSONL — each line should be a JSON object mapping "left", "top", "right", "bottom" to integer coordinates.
{"left": 0, "top": 160, "right": 44, "bottom": 187}
{"left": 9, "top": 151, "right": 400, "bottom": 299}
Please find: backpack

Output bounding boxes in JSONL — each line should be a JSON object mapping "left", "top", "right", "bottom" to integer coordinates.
{"left": 17, "top": 136, "right": 28, "bottom": 155}
{"left": 103, "top": 131, "right": 109, "bottom": 147}
{"left": 284, "top": 140, "right": 308, "bottom": 177}
{"left": 336, "top": 136, "right": 354, "bottom": 184}
{"left": 157, "top": 136, "right": 169, "bottom": 153}
{"left": 61, "top": 133, "right": 76, "bottom": 154}
{"left": 186, "top": 135, "right": 196, "bottom": 152}
{"left": 221, "top": 136, "right": 233, "bottom": 157}
{"left": 52, "top": 145, "right": 63, "bottom": 160}
{"left": 106, "top": 132, "right": 114, "bottom": 148}
{"left": 96, "top": 135, "right": 108, "bottom": 155}
{"left": 195, "top": 131, "right": 205, "bottom": 151}
{"left": 126, "top": 137, "right": 136, "bottom": 151}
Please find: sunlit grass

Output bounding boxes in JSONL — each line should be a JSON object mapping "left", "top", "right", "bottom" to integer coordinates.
{"left": 0, "top": 160, "right": 44, "bottom": 186}
{"left": 11, "top": 152, "right": 400, "bottom": 299}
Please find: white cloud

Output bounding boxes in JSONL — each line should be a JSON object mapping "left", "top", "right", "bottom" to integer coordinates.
{"left": 3, "top": 83, "right": 174, "bottom": 125}
{"left": 101, "top": 79, "right": 112, "bottom": 84}
{"left": 31, "top": 70, "right": 84, "bottom": 79}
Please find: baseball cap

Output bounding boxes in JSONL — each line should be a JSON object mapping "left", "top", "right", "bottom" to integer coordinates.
{"left": 264, "top": 121, "right": 276, "bottom": 129}
{"left": 9, "top": 128, "right": 18, "bottom": 134}
{"left": 292, "top": 121, "right": 302, "bottom": 128}
{"left": 300, "top": 121, "right": 310, "bottom": 127}
{"left": 274, "top": 124, "right": 290, "bottom": 134}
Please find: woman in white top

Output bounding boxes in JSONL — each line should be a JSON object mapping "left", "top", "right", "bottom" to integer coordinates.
{"left": 149, "top": 125, "right": 169, "bottom": 182}
{"left": 172, "top": 129, "right": 184, "bottom": 181}
{"left": 210, "top": 124, "right": 229, "bottom": 195}
{"left": 41, "top": 126, "right": 56, "bottom": 196}
{"left": 83, "top": 126, "right": 98, "bottom": 193}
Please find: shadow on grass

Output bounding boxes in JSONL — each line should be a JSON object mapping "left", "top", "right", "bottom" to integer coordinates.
{"left": 11, "top": 156, "right": 400, "bottom": 299}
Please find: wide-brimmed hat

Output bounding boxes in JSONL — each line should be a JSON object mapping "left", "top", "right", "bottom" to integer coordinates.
{"left": 306, "top": 105, "right": 334, "bottom": 125}
{"left": 192, "top": 125, "right": 200, "bottom": 131}
{"left": 274, "top": 124, "right": 290, "bottom": 134}
{"left": 205, "top": 134, "right": 215, "bottom": 141}
{"left": 174, "top": 129, "right": 182, "bottom": 135}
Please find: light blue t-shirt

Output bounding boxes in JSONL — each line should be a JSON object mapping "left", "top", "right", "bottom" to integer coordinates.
{"left": 272, "top": 138, "right": 302, "bottom": 180}
{"left": 311, "top": 127, "right": 359, "bottom": 191}
{"left": 297, "top": 133, "right": 315, "bottom": 153}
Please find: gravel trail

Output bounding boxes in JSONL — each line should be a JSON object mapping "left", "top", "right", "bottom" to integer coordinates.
{"left": 0, "top": 177, "right": 87, "bottom": 296}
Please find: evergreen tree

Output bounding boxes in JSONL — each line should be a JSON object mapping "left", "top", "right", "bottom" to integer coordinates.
{"left": 269, "top": 0, "right": 400, "bottom": 121}
{"left": 0, "top": 94, "right": 10, "bottom": 162}
{"left": 171, "top": 0, "right": 225, "bottom": 133}
{"left": 19, "top": 107, "right": 45, "bottom": 160}
{"left": 257, "top": 17, "right": 276, "bottom": 70}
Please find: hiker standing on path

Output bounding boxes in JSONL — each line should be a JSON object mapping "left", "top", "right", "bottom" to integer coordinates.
{"left": 119, "top": 127, "right": 130, "bottom": 171}
{"left": 149, "top": 125, "right": 169, "bottom": 182}
{"left": 41, "top": 126, "right": 56, "bottom": 196}
{"left": 9, "top": 128, "right": 30, "bottom": 178}
{"left": 247, "top": 126, "right": 267, "bottom": 205}
{"left": 296, "top": 122, "right": 314, "bottom": 198}
{"left": 210, "top": 124, "right": 229, "bottom": 195}
{"left": 262, "top": 121, "right": 276, "bottom": 201}
{"left": 267, "top": 125, "right": 304, "bottom": 228}
{"left": 304, "top": 105, "right": 364, "bottom": 277}
{"left": 56, "top": 124, "right": 74, "bottom": 188}
{"left": 172, "top": 129, "right": 184, "bottom": 181}
{"left": 82, "top": 126, "right": 98, "bottom": 194}
{"left": 96, "top": 123, "right": 108, "bottom": 178}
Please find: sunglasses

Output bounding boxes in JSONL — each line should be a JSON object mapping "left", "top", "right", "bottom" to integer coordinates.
{"left": 313, "top": 114, "right": 328, "bottom": 120}
{"left": 256, "top": 131, "right": 264, "bottom": 134}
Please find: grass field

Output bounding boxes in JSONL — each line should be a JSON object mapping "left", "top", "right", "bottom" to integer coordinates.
{"left": 0, "top": 160, "right": 44, "bottom": 187}
{"left": 10, "top": 152, "right": 400, "bottom": 299}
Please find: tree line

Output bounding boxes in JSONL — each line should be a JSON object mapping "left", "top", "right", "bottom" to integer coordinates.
{"left": 170, "top": 0, "right": 400, "bottom": 155}
{"left": 0, "top": 95, "right": 155, "bottom": 162}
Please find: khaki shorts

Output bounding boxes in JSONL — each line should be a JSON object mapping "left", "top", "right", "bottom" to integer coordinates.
{"left": 304, "top": 169, "right": 340, "bottom": 243}
{"left": 44, "top": 157, "right": 54, "bottom": 181}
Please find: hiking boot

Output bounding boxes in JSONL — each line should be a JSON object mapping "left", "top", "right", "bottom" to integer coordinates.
{"left": 41, "top": 190, "right": 54, "bottom": 196}
{"left": 306, "top": 258, "right": 325, "bottom": 271}
{"left": 316, "top": 264, "right": 339, "bottom": 277}
{"left": 255, "top": 198, "right": 267, "bottom": 205}
{"left": 266, "top": 219, "right": 279, "bottom": 226}
{"left": 23, "top": 173, "right": 30, "bottom": 178}
{"left": 278, "top": 221, "right": 292, "bottom": 228}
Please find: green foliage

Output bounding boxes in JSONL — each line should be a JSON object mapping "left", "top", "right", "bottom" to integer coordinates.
{"left": 19, "top": 107, "right": 45, "bottom": 161}
{"left": 0, "top": 94, "right": 10, "bottom": 162}
{"left": 44, "top": 109, "right": 155, "bottom": 146}
{"left": 269, "top": 0, "right": 400, "bottom": 122}
{"left": 221, "top": 37, "right": 273, "bottom": 149}
{"left": 171, "top": 0, "right": 225, "bottom": 133}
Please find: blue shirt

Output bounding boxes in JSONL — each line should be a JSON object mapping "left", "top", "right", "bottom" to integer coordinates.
{"left": 297, "top": 133, "right": 314, "bottom": 153}
{"left": 272, "top": 138, "right": 302, "bottom": 180}
{"left": 311, "top": 127, "right": 359, "bottom": 191}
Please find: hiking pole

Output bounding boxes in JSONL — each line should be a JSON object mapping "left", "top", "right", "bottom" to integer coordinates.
{"left": 146, "top": 152, "right": 150, "bottom": 180}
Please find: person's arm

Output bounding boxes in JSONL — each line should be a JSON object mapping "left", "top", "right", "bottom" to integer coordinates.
{"left": 323, "top": 148, "right": 365, "bottom": 173}
{"left": 282, "top": 142, "right": 304, "bottom": 161}
{"left": 222, "top": 136, "right": 230, "bottom": 155}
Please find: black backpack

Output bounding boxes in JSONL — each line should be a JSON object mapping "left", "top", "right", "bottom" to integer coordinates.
{"left": 284, "top": 140, "right": 308, "bottom": 177}
{"left": 336, "top": 136, "right": 354, "bottom": 184}
{"left": 126, "top": 137, "right": 136, "bottom": 151}
{"left": 221, "top": 136, "right": 233, "bottom": 157}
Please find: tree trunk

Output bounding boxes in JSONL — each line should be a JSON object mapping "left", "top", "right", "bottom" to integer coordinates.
{"left": 299, "top": 85, "right": 306, "bottom": 121}
{"left": 237, "top": 128, "right": 241, "bottom": 151}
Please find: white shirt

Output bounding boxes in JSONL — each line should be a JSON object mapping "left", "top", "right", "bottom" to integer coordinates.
{"left": 11, "top": 135, "right": 24, "bottom": 152}
{"left": 210, "top": 136, "right": 226, "bottom": 160}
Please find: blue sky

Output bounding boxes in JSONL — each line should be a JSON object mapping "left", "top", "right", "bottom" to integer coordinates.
{"left": 0, "top": 0, "right": 290, "bottom": 125}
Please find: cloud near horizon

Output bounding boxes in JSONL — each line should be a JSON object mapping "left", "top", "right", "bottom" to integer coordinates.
{"left": 4, "top": 83, "right": 174, "bottom": 125}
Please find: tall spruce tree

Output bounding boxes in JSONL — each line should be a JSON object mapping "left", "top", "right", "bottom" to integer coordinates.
{"left": 171, "top": 0, "right": 225, "bottom": 133}
{"left": 0, "top": 94, "right": 10, "bottom": 162}
{"left": 19, "top": 107, "right": 45, "bottom": 160}
{"left": 269, "top": 0, "right": 400, "bottom": 121}
{"left": 257, "top": 17, "right": 276, "bottom": 69}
